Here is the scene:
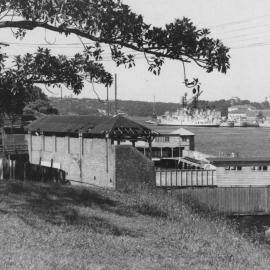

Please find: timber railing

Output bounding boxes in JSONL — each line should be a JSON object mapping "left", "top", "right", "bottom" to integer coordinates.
{"left": 155, "top": 169, "right": 216, "bottom": 187}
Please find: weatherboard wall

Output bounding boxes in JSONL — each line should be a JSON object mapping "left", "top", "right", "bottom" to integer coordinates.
{"left": 216, "top": 166, "right": 270, "bottom": 186}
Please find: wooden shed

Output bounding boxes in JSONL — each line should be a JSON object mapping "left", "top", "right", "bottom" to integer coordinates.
{"left": 208, "top": 157, "right": 270, "bottom": 186}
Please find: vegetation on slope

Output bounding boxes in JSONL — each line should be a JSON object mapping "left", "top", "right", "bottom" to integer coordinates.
{"left": 0, "top": 181, "right": 270, "bottom": 269}
{"left": 50, "top": 97, "right": 270, "bottom": 117}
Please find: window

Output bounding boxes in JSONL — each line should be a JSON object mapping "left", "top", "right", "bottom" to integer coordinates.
{"left": 182, "top": 136, "right": 187, "bottom": 142}
{"left": 225, "top": 166, "right": 242, "bottom": 171}
{"left": 251, "top": 166, "right": 268, "bottom": 171}
{"left": 152, "top": 148, "right": 162, "bottom": 158}
{"left": 155, "top": 136, "right": 170, "bottom": 143}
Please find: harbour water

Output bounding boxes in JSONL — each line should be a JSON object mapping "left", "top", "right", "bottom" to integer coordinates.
{"left": 184, "top": 127, "right": 270, "bottom": 239}
{"left": 186, "top": 127, "right": 270, "bottom": 157}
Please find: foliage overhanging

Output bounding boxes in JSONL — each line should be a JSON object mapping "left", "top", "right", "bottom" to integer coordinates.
{"left": 0, "top": 0, "right": 230, "bottom": 113}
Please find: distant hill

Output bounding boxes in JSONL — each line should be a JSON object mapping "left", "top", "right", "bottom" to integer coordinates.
{"left": 49, "top": 97, "right": 180, "bottom": 117}
{"left": 49, "top": 97, "right": 270, "bottom": 117}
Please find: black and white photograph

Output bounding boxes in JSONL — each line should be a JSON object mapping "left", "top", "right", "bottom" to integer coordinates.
{"left": 1, "top": 0, "right": 270, "bottom": 269}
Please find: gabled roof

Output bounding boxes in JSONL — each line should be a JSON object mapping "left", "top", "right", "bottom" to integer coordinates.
{"left": 166, "top": 127, "right": 194, "bottom": 136}
{"left": 89, "top": 115, "right": 154, "bottom": 138}
{"left": 27, "top": 115, "right": 109, "bottom": 133}
{"left": 148, "top": 126, "right": 194, "bottom": 136}
{"left": 26, "top": 115, "right": 154, "bottom": 139}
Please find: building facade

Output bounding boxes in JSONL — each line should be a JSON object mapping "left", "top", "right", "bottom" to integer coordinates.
{"left": 26, "top": 115, "right": 156, "bottom": 189}
{"left": 135, "top": 127, "right": 194, "bottom": 160}
{"left": 208, "top": 157, "right": 270, "bottom": 186}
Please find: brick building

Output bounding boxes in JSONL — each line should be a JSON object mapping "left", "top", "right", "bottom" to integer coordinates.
{"left": 26, "top": 115, "right": 156, "bottom": 189}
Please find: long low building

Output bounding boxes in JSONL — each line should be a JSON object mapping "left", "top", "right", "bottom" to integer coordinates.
{"left": 208, "top": 157, "right": 270, "bottom": 186}
{"left": 26, "top": 115, "right": 156, "bottom": 189}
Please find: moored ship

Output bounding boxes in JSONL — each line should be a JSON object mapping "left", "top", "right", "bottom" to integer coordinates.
{"left": 259, "top": 121, "right": 270, "bottom": 128}
{"left": 157, "top": 108, "right": 221, "bottom": 127}
{"left": 156, "top": 87, "right": 222, "bottom": 127}
{"left": 220, "top": 120, "right": 234, "bottom": 127}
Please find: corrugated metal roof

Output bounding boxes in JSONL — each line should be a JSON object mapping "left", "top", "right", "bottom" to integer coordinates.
{"left": 26, "top": 115, "right": 109, "bottom": 133}
{"left": 167, "top": 128, "right": 194, "bottom": 136}
{"left": 26, "top": 115, "right": 154, "bottom": 139}
{"left": 89, "top": 115, "right": 153, "bottom": 137}
{"left": 146, "top": 126, "right": 194, "bottom": 136}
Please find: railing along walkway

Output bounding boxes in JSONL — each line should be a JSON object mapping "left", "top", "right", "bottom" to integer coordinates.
{"left": 155, "top": 169, "right": 216, "bottom": 187}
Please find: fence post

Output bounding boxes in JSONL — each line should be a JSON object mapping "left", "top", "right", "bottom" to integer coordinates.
{"left": 8, "top": 155, "right": 11, "bottom": 180}
{"left": 39, "top": 157, "right": 42, "bottom": 182}
{"left": 266, "top": 186, "right": 269, "bottom": 214}
{"left": 50, "top": 159, "right": 53, "bottom": 182}
{"left": 23, "top": 162, "right": 26, "bottom": 181}
{"left": 12, "top": 159, "right": 15, "bottom": 180}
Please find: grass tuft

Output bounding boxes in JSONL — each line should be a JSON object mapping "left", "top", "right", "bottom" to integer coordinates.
{"left": 0, "top": 180, "right": 270, "bottom": 269}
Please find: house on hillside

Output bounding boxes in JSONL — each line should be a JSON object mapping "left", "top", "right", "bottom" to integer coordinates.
{"left": 156, "top": 156, "right": 270, "bottom": 188}
{"left": 136, "top": 126, "right": 194, "bottom": 156}
{"left": 228, "top": 105, "right": 256, "bottom": 123}
{"left": 134, "top": 126, "right": 195, "bottom": 168}
{"left": 26, "top": 115, "right": 156, "bottom": 189}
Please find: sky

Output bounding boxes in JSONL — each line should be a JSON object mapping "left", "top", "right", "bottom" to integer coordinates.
{"left": 2, "top": 0, "right": 270, "bottom": 103}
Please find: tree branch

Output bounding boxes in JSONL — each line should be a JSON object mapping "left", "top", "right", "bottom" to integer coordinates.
{"left": 0, "top": 20, "right": 190, "bottom": 63}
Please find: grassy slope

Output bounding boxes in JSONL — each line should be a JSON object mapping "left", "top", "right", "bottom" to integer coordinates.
{"left": 0, "top": 181, "right": 270, "bottom": 270}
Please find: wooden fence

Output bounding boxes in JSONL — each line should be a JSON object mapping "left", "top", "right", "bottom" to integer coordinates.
{"left": 155, "top": 169, "right": 216, "bottom": 187}
{"left": 176, "top": 187, "right": 270, "bottom": 215}
{"left": 0, "top": 157, "right": 66, "bottom": 184}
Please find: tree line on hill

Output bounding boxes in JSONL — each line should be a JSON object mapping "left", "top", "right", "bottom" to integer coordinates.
{"left": 49, "top": 97, "right": 270, "bottom": 117}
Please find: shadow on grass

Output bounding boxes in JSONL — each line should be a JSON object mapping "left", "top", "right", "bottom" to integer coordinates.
{"left": 134, "top": 203, "right": 168, "bottom": 218}
{"left": 0, "top": 181, "right": 142, "bottom": 237}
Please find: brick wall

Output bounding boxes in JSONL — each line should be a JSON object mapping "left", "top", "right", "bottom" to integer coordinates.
{"left": 28, "top": 134, "right": 155, "bottom": 190}
{"left": 115, "top": 145, "right": 155, "bottom": 190}
{"left": 28, "top": 135, "right": 115, "bottom": 188}
{"left": 81, "top": 138, "right": 115, "bottom": 188}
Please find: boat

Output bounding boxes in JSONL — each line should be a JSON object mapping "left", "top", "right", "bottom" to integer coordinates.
{"left": 145, "top": 119, "right": 158, "bottom": 125}
{"left": 156, "top": 86, "right": 222, "bottom": 127}
{"left": 246, "top": 121, "right": 259, "bottom": 127}
{"left": 233, "top": 116, "right": 259, "bottom": 127}
{"left": 259, "top": 121, "right": 270, "bottom": 128}
{"left": 220, "top": 121, "right": 234, "bottom": 127}
{"left": 157, "top": 108, "right": 221, "bottom": 127}
{"left": 234, "top": 120, "right": 248, "bottom": 127}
